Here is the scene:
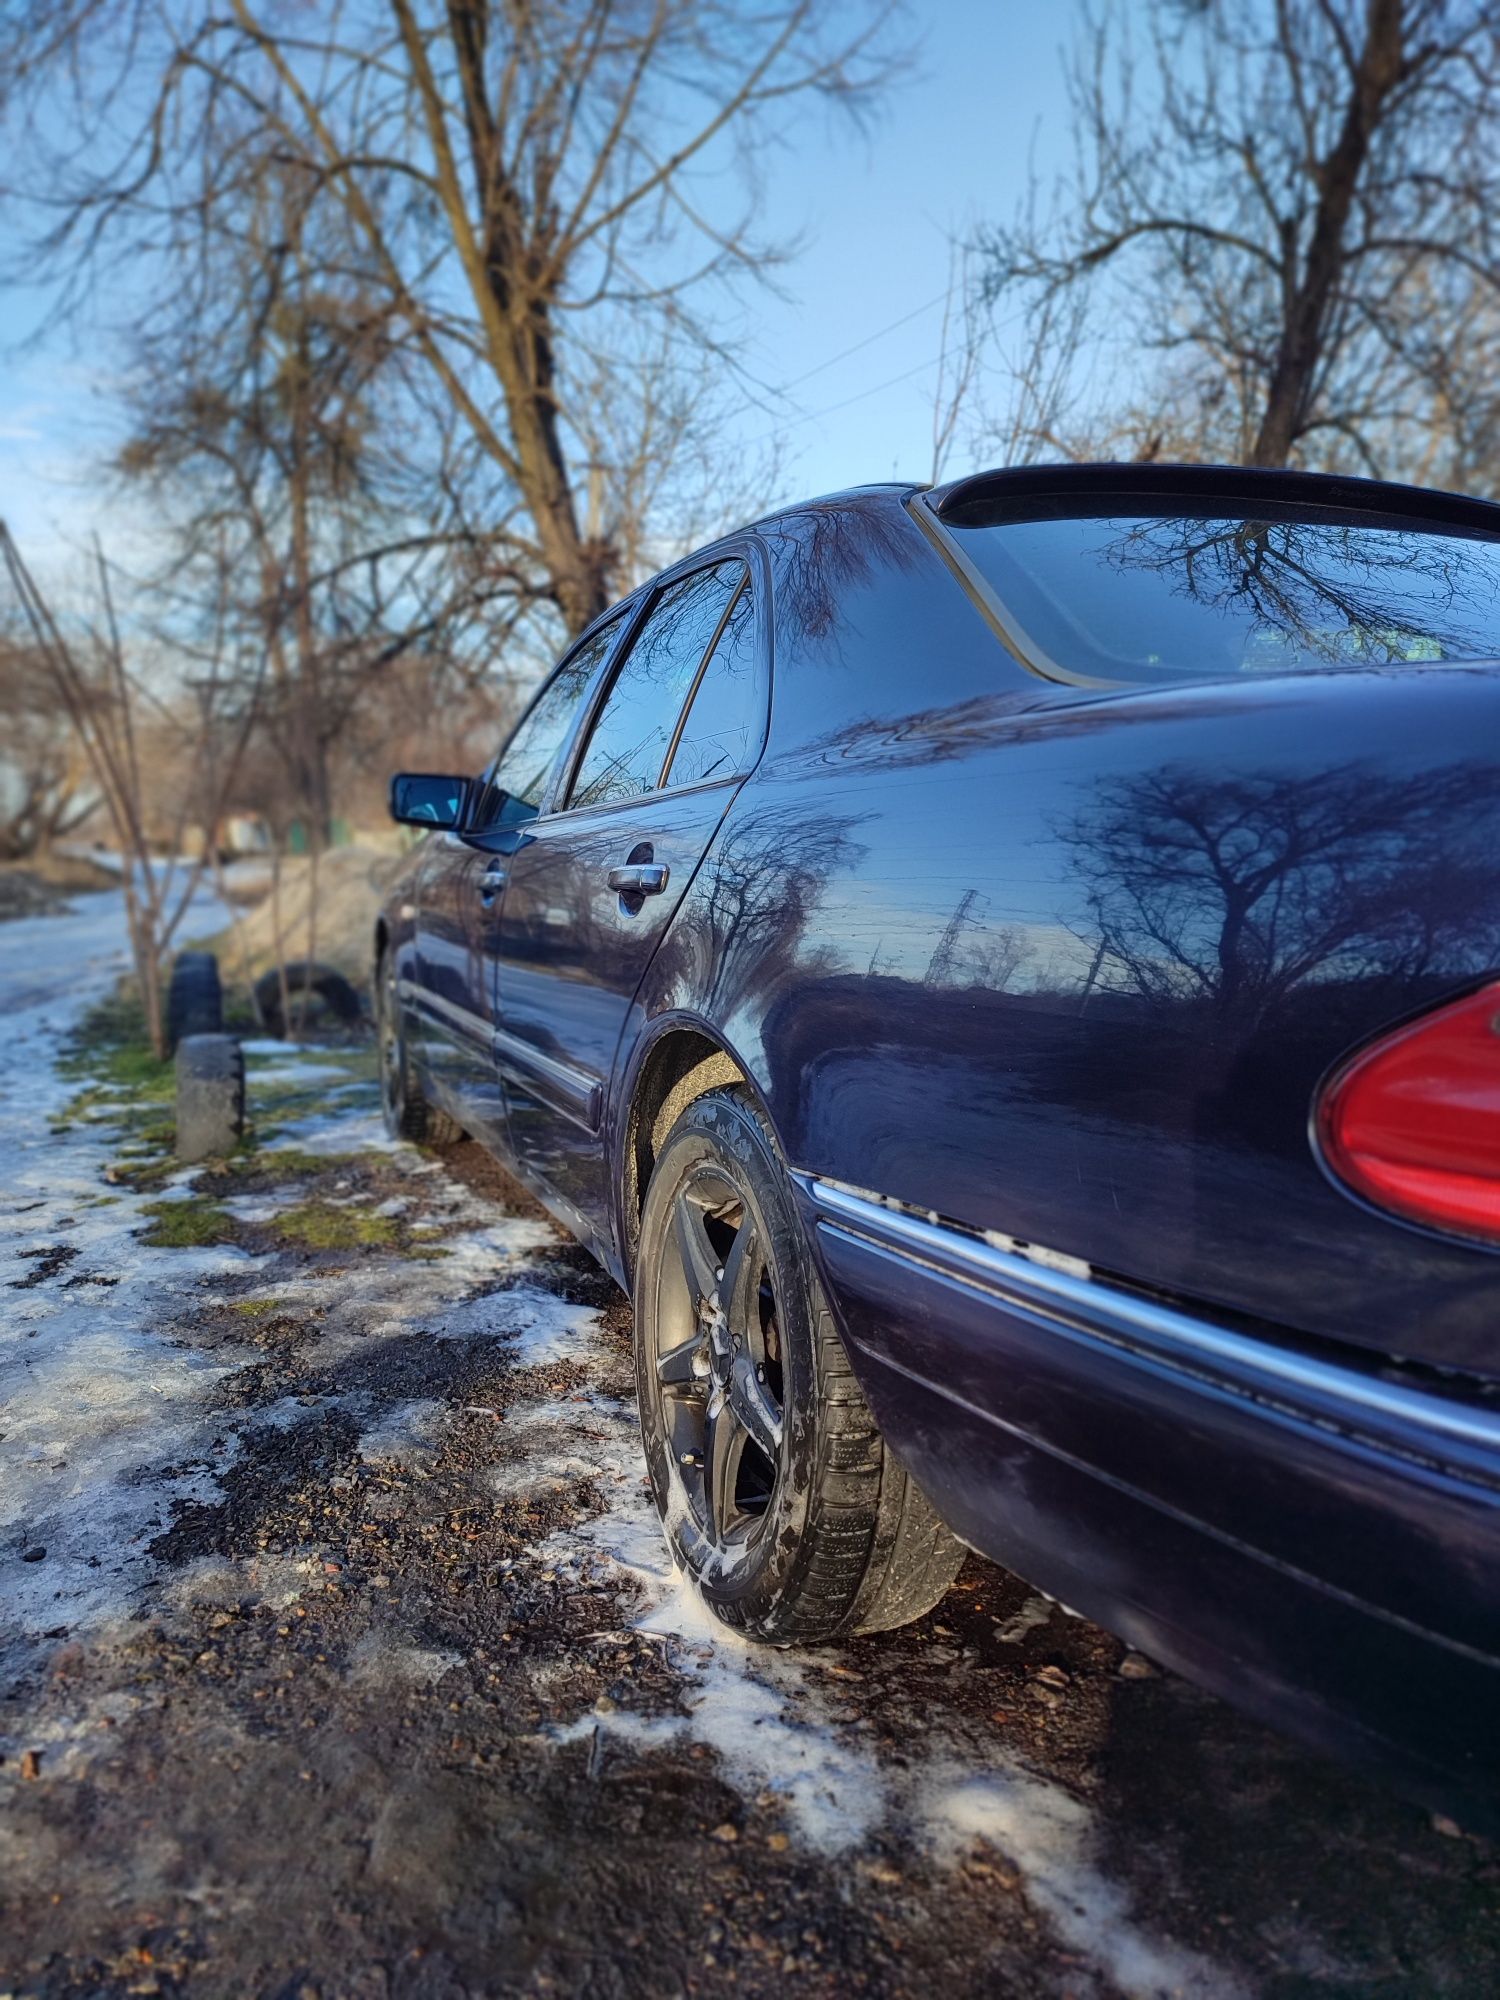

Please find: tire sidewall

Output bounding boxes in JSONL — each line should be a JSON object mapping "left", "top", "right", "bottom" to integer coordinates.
{"left": 376, "top": 952, "right": 409, "bottom": 1139}
{"left": 635, "top": 1089, "right": 828, "bottom": 1636}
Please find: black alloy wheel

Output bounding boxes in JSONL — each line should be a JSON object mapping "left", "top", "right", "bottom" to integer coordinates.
{"left": 650, "top": 1156, "right": 785, "bottom": 1561}
{"left": 635, "top": 1086, "right": 966, "bottom": 1643}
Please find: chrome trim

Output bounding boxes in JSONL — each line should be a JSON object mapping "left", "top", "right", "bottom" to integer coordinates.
{"left": 492, "top": 1027, "right": 602, "bottom": 1130}
{"left": 802, "top": 1176, "right": 1500, "bottom": 1461}
{"left": 401, "top": 981, "right": 489, "bottom": 1046}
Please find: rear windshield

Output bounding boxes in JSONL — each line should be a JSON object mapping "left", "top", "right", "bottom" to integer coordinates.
{"left": 939, "top": 503, "right": 1500, "bottom": 686}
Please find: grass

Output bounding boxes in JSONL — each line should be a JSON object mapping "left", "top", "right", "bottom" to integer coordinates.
{"left": 139, "top": 1196, "right": 237, "bottom": 1248}
{"left": 227, "top": 1147, "right": 359, "bottom": 1181}
{"left": 270, "top": 1200, "right": 397, "bottom": 1252}
{"left": 58, "top": 990, "right": 175, "bottom": 1103}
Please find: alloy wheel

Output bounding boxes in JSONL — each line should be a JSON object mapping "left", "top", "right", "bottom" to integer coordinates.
{"left": 648, "top": 1161, "right": 785, "bottom": 1557}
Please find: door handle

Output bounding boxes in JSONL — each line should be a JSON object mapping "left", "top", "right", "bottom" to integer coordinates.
{"left": 477, "top": 861, "right": 508, "bottom": 906}
{"left": 607, "top": 861, "right": 669, "bottom": 897}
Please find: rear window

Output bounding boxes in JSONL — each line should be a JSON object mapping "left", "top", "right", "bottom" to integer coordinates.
{"left": 939, "top": 504, "right": 1500, "bottom": 686}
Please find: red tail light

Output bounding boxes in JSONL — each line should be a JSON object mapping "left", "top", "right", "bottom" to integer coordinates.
{"left": 1317, "top": 980, "right": 1500, "bottom": 1246}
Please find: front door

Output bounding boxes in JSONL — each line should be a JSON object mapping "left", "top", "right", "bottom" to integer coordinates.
{"left": 409, "top": 613, "right": 628, "bottom": 1151}
{"left": 494, "top": 555, "right": 763, "bottom": 1253}
{"left": 409, "top": 831, "right": 509, "bottom": 1149}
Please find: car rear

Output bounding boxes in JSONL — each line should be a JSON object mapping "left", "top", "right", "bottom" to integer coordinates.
{"left": 738, "top": 469, "right": 1500, "bottom": 1826}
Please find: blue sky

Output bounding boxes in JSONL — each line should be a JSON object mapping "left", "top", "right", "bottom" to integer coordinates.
{"left": 0, "top": 5, "right": 1078, "bottom": 569}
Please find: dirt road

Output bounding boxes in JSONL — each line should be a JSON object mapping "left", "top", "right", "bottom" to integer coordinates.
{"left": 2, "top": 895, "right": 1496, "bottom": 1998}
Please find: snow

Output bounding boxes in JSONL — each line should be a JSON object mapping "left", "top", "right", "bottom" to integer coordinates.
{"left": 0, "top": 882, "right": 255, "bottom": 1654}
{"left": 0, "top": 887, "right": 1240, "bottom": 1995}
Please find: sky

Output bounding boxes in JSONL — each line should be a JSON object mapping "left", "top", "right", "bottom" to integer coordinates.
{"left": 0, "top": 4, "right": 1080, "bottom": 573}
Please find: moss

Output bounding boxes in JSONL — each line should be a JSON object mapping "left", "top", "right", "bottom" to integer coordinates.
{"left": 139, "top": 1197, "right": 236, "bottom": 1248}
{"left": 229, "top": 1148, "right": 359, "bottom": 1181}
{"left": 227, "top": 1297, "right": 293, "bottom": 1318}
{"left": 59, "top": 991, "right": 174, "bottom": 1102}
{"left": 270, "top": 1200, "right": 397, "bottom": 1252}
{"left": 402, "top": 1246, "right": 451, "bottom": 1262}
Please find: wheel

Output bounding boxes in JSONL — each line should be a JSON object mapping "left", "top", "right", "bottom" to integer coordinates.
{"left": 376, "top": 950, "right": 464, "bottom": 1148}
{"left": 166, "top": 951, "right": 222, "bottom": 1051}
{"left": 175, "top": 1033, "right": 245, "bottom": 1162}
{"left": 634, "top": 1087, "right": 965, "bottom": 1643}
{"left": 253, "top": 960, "right": 362, "bottom": 1039}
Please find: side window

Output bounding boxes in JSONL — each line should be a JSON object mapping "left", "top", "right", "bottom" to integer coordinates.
{"left": 568, "top": 561, "right": 745, "bottom": 811}
{"left": 476, "top": 615, "right": 623, "bottom": 828}
{"left": 662, "top": 574, "right": 758, "bottom": 789}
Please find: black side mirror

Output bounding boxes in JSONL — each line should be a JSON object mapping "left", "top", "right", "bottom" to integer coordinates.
{"left": 389, "top": 772, "right": 470, "bottom": 829}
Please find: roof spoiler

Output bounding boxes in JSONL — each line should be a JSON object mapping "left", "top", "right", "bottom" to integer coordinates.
{"left": 927, "top": 460, "right": 1500, "bottom": 534}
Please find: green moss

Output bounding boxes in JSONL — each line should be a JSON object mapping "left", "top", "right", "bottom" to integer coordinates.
{"left": 228, "top": 1147, "right": 359, "bottom": 1181}
{"left": 402, "top": 1246, "right": 451, "bottom": 1262}
{"left": 227, "top": 1297, "right": 292, "bottom": 1318}
{"left": 59, "top": 991, "right": 174, "bottom": 1102}
{"left": 271, "top": 1200, "right": 397, "bottom": 1251}
{"left": 139, "top": 1197, "right": 236, "bottom": 1248}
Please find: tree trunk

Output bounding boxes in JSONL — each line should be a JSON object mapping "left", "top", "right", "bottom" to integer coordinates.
{"left": 1250, "top": 0, "right": 1406, "bottom": 466}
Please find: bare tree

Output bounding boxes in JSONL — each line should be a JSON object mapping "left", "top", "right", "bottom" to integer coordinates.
{"left": 0, "top": 637, "right": 96, "bottom": 858}
{"left": 0, "top": 527, "right": 264, "bottom": 1054}
{"left": 2, "top": 1, "right": 898, "bottom": 642}
{"left": 980, "top": 0, "right": 1500, "bottom": 483}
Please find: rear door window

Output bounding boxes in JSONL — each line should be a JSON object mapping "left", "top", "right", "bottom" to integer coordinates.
{"left": 567, "top": 561, "right": 747, "bottom": 810}
{"left": 662, "top": 572, "right": 759, "bottom": 789}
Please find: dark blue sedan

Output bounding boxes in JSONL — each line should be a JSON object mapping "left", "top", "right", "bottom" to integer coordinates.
{"left": 377, "top": 463, "right": 1500, "bottom": 1832}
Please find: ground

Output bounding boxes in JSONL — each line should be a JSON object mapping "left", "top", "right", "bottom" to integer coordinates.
{"left": 2, "top": 889, "right": 1497, "bottom": 2000}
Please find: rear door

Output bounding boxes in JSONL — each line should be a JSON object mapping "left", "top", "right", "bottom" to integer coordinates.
{"left": 492, "top": 555, "right": 763, "bottom": 1252}
{"left": 411, "top": 616, "right": 626, "bottom": 1150}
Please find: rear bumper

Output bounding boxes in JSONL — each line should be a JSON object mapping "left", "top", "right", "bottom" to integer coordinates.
{"left": 797, "top": 1176, "right": 1500, "bottom": 1832}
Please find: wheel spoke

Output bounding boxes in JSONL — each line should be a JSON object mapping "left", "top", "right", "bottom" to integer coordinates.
{"left": 704, "top": 1399, "right": 742, "bottom": 1545}
{"left": 718, "top": 1211, "right": 761, "bottom": 1343}
{"left": 727, "top": 1354, "right": 783, "bottom": 1461}
{"left": 656, "top": 1332, "right": 704, "bottom": 1392}
{"left": 672, "top": 1189, "right": 720, "bottom": 1306}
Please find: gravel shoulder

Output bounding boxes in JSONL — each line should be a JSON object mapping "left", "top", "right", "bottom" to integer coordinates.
{"left": 1, "top": 905, "right": 1496, "bottom": 2000}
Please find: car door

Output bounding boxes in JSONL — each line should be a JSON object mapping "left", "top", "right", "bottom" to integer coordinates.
{"left": 410, "top": 615, "right": 626, "bottom": 1151}
{"left": 492, "top": 554, "right": 764, "bottom": 1252}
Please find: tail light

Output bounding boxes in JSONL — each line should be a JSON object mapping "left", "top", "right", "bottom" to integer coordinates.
{"left": 1317, "top": 980, "right": 1500, "bottom": 1247}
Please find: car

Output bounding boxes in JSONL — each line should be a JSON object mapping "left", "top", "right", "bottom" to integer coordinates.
{"left": 376, "top": 462, "right": 1500, "bottom": 1832}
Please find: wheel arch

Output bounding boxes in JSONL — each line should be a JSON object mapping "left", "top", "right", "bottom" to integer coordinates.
{"left": 614, "top": 1015, "right": 780, "bottom": 1278}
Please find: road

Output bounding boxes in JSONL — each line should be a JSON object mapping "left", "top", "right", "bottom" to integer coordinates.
{"left": 1, "top": 887, "right": 1496, "bottom": 1998}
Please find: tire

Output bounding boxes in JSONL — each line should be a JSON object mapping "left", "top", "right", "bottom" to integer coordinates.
{"left": 253, "top": 960, "right": 362, "bottom": 1039}
{"left": 166, "top": 952, "right": 222, "bottom": 1051}
{"left": 175, "top": 1033, "right": 245, "bottom": 1162}
{"left": 634, "top": 1087, "right": 965, "bottom": 1644}
{"left": 376, "top": 950, "right": 464, "bottom": 1148}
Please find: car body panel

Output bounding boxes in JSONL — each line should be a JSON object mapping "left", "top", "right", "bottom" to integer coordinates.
{"left": 492, "top": 775, "right": 744, "bottom": 1257}
{"left": 405, "top": 830, "right": 513, "bottom": 1155}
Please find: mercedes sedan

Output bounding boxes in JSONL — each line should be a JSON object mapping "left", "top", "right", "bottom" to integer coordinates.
{"left": 377, "top": 463, "right": 1500, "bottom": 1831}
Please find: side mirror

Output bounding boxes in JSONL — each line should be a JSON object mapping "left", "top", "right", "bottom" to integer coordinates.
{"left": 389, "top": 772, "right": 470, "bottom": 830}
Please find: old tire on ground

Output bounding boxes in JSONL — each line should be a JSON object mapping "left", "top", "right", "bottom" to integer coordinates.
{"left": 175, "top": 1033, "right": 245, "bottom": 1163}
{"left": 376, "top": 950, "right": 464, "bottom": 1148}
{"left": 635, "top": 1086, "right": 965, "bottom": 1644}
{"left": 166, "top": 951, "right": 223, "bottom": 1050}
{"left": 253, "top": 960, "right": 362, "bottom": 1039}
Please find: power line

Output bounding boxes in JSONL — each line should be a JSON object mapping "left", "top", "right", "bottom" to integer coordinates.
{"left": 778, "top": 288, "right": 951, "bottom": 393}
{"left": 742, "top": 354, "right": 941, "bottom": 450}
